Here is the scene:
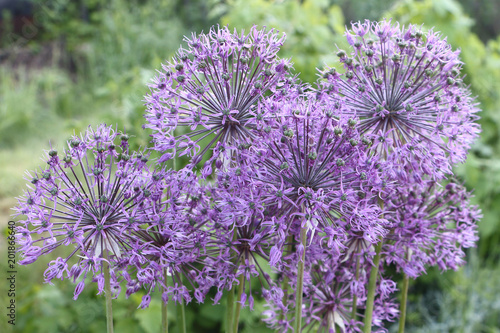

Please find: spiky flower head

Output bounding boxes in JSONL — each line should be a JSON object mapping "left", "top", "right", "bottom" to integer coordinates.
{"left": 237, "top": 96, "right": 384, "bottom": 250}
{"left": 319, "top": 19, "right": 480, "bottom": 174}
{"left": 383, "top": 180, "right": 480, "bottom": 278}
{"left": 204, "top": 166, "right": 292, "bottom": 308}
{"left": 14, "top": 125, "right": 156, "bottom": 298}
{"left": 120, "top": 168, "right": 218, "bottom": 307}
{"left": 144, "top": 25, "right": 292, "bottom": 167}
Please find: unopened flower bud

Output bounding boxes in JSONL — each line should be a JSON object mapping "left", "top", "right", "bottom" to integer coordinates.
{"left": 361, "top": 137, "right": 372, "bottom": 146}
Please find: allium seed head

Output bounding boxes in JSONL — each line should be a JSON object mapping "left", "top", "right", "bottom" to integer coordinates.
{"left": 319, "top": 20, "right": 480, "bottom": 176}
{"left": 383, "top": 179, "right": 480, "bottom": 277}
{"left": 144, "top": 25, "right": 292, "bottom": 168}
{"left": 14, "top": 125, "right": 159, "bottom": 294}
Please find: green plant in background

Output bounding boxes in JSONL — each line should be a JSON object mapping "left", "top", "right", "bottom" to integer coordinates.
{"left": 403, "top": 251, "right": 500, "bottom": 333}
{"left": 219, "top": 0, "right": 347, "bottom": 83}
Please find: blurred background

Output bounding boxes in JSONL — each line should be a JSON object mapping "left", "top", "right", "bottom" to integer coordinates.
{"left": 0, "top": 0, "right": 499, "bottom": 332}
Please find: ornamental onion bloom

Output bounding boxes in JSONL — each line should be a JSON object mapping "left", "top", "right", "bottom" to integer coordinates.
{"left": 209, "top": 167, "right": 290, "bottom": 308}
{"left": 238, "top": 96, "right": 383, "bottom": 247}
{"left": 383, "top": 180, "right": 481, "bottom": 278}
{"left": 319, "top": 19, "right": 480, "bottom": 174}
{"left": 144, "top": 25, "right": 292, "bottom": 166}
{"left": 14, "top": 125, "right": 155, "bottom": 296}
{"left": 121, "top": 169, "right": 217, "bottom": 306}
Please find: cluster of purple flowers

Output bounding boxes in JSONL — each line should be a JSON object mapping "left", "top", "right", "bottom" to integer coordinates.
{"left": 15, "top": 20, "right": 481, "bottom": 333}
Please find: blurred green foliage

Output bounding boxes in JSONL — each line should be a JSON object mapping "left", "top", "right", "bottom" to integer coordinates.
{"left": 1, "top": 0, "right": 499, "bottom": 332}
{"left": 401, "top": 252, "right": 500, "bottom": 333}
{"left": 457, "top": 0, "right": 500, "bottom": 42}
{"left": 220, "top": 0, "right": 347, "bottom": 83}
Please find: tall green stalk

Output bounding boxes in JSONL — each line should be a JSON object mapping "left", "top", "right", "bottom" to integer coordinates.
{"left": 173, "top": 272, "right": 186, "bottom": 333}
{"left": 177, "top": 297, "right": 186, "bottom": 333}
{"left": 103, "top": 252, "right": 114, "bottom": 333}
{"left": 351, "top": 254, "right": 361, "bottom": 320}
{"left": 294, "top": 226, "right": 307, "bottom": 333}
{"left": 162, "top": 269, "right": 168, "bottom": 333}
{"left": 162, "top": 301, "right": 168, "bottom": 333}
{"left": 398, "top": 273, "right": 409, "bottom": 333}
{"left": 363, "top": 241, "right": 383, "bottom": 333}
{"left": 226, "top": 286, "right": 235, "bottom": 333}
{"left": 280, "top": 236, "right": 294, "bottom": 322}
{"left": 233, "top": 274, "right": 245, "bottom": 333}
{"left": 363, "top": 198, "right": 386, "bottom": 333}
{"left": 398, "top": 250, "right": 411, "bottom": 333}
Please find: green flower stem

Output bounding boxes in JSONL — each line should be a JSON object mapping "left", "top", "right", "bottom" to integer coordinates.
{"left": 398, "top": 273, "right": 409, "bottom": 333}
{"left": 226, "top": 286, "right": 235, "bottom": 333}
{"left": 103, "top": 252, "right": 114, "bottom": 333}
{"left": 162, "top": 300, "right": 168, "bottom": 333}
{"left": 172, "top": 272, "right": 186, "bottom": 333}
{"left": 162, "top": 270, "right": 168, "bottom": 333}
{"left": 363, "top": 241, "right": 383, "bottom": 333}
{"left": 280, "top": 275, "right": 290, "bottom": 320}
{"left": 233, "top": 274, "right": 245, "bottom": 333}
{"left": 177, "top": 297, "right": 186, "bottom": 333}
{"left": 351, "top": 254, "right": 361, "bottom": 320}
{"left": 294, "top": 226, "right": 307, "bottom": 333}
{"left": 280, "top": 236, "right": 294, "bottom": 322}
{"left": 398, "top": 251, "right": 411, "bottom": 333}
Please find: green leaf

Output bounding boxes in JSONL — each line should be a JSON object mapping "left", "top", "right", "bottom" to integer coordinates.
{"left": 134, "top": 299, "right": 162, "bottom": 333}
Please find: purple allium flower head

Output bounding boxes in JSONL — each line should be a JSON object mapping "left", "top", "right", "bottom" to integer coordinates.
{"left": 303, "top": 259, "right": 364, "bottom": 333}
{"left": 208, "top": 168, "right": 291, "bottom": 308}
{"left": 14, "top": 124, "right": 155, "bottom": 295}
{"left": 319, "top": 20, "right": 480, "bottom": 175}
{"left": 238, "top": 96, "right": 383, "bottom": 247}
{"left": 383, "top": 179, "right": 480, "bottom": 278}
{"left": 121, "top": 168, "right": 218, "bottom": 305}
{"left": 144, "top": 25, "right": 292, "bottom": 167}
